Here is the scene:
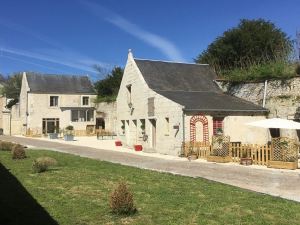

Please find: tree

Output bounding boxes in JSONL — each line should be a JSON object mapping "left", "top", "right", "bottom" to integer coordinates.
{"left": 195, "top": 19, "right": 292, "bottom": 71}
{"left": 2, "top": 73, "right": 22, "bottom": 108}
{"left": 94, "top": 67, "right": 123, "bottom": 101}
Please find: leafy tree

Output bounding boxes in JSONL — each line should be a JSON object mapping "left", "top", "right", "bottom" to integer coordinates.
{"left": 94, "top": 67, "right": 123, "bottom": 102}
{"left": 195, "top": 19, "right": 293, "bottom": 72}
{"left": 2, "top": 73, "right": 22, "bottom": 108}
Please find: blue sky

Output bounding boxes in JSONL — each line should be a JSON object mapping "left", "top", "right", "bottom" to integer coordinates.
{"left": 0, "top": 0, "right": 299, "bottom": 80}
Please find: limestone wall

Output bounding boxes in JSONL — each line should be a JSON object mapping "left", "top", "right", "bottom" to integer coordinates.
{"left": 95, "top": 101, "right": 117, "bottom": 132}
{"left": 217, "top": 77, "right": 300, "bottom": 139}
{"left": 27, "top": 93, "right": 96, "bottom": 133}
{"left": 117, "top": 53, "right": 184, "bottom": 156}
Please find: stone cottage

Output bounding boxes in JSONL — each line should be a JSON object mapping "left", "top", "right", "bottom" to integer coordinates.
{"left": 2, "top": 72, "right": 97, "bottom": 135}
{"left": 116, "top": 51, "right": 269, "bottom": 156}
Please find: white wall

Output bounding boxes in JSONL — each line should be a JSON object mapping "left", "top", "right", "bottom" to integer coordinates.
{"left": 117, "top": 52, "right": 184, "bottom": 155}
{"left": 27, "top": 93, "right": 96, "bottom": 133}
{"left": 184, "top": 114, "right": 268, "bottom": 144}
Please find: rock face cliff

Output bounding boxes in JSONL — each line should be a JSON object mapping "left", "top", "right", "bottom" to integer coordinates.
{"left": 216, "top": 77, "right": 300, "bottom": 139}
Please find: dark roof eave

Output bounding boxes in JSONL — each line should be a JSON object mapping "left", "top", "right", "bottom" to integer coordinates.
{"left": 28, "top": 91, "right": 96, "bottom": 95}
{"left": 183, "top": 108, "right": 269, "bottom": 113}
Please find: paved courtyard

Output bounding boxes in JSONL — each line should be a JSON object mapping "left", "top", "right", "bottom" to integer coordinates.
{"left": 1, "top": 135, "right": 300, "bottom": 202}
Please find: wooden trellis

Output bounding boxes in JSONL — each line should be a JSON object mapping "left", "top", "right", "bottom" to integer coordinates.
{"left": 190, "top": 114, "right": 209, "bottom": 143}
{"left": 271, "top": 137, "right": 298, "bottom": 162}
{"left": 211, "top": 135, "right": 230, "bottom": 157}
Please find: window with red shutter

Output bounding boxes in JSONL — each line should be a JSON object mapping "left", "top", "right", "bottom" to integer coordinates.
{"left": 213, "top": 117, "right": 224, "bottom": 135}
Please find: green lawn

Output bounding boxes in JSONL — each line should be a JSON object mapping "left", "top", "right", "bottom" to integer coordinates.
{"left": 1, "top": 150, "right": 300, "bottom": 225}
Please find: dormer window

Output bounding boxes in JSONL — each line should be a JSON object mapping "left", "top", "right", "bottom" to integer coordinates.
{"left": 82, "top": 96, "right": 89, "bottom": 106}
{"left": 50, "top": 96, "right": 58, "bottom": 107}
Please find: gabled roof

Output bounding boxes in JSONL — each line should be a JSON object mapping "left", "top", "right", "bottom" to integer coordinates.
{"left": 134, "top": 59, "right": 267, "bottom": 113}
{"left": 26, "top": 73, "right": 95, "bottom": 94}
{"left": 134, "top": 59, "right": 220, "bottom": 92}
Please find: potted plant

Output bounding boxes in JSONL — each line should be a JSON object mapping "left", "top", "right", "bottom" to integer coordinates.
{"left": 207, "top": 135, "right": 231, "bottom": 163}
{"left": 64, "top": 125, "right": 74, "bottom": 141}
{"left": 216, "top": 128, "right": 223, "bottom": 135}
{"left": 187, "top": 145, "right": 198, "bottom": 160}
{"left": 48, "top": 125, "right": 59, "bottom": 139}
{"left": 240, "top": 151, "right": 253, "bottom": 166}
{"left": 268, "top": 138, "right": 298, "bottom": 170}
{"left": 134, "top": 144, "right": 143, "bottom": 151}
{"left": 115, "top": 140, "right": 122, "bottom": 146}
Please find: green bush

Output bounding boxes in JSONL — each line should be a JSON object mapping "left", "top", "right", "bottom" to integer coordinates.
{"left": 0, "top": 141, "right": 15, "bottom": 151}
{"left": 12, "top": 144, "right": 26, "bottom": 159}
{"left": 109, "top": 182, "right": 136, "bottom": 215}
{"left": 223, "top": 60, "right": 295, "bottom": 82}
{"left": 32, "top": 157, "right": 57, "bottom": 173}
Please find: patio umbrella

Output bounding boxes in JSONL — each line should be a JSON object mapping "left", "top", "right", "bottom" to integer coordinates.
{"left": 246, "top": 118, "right": 300, "bottom": 129}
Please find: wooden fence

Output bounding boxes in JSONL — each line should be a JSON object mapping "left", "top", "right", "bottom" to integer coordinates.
{"left": 230, "top": 143, "right": 271, "bottom": 166}
{"left": 183, "top": 141, "right": 272, "bottom": 166}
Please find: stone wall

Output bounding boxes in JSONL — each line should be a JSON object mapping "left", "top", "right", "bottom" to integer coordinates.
{"left": 95, "top": 101, "right": 117, "bottom": 132}
{"left": 117, "top": 52, "right": 184, "bottom": 155}
{"left": 216, "top": 77, "right": 300, "bottom": 139}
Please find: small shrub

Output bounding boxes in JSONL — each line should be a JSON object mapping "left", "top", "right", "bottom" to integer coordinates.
{"left": 32, "top": 157, "right": 57, "bottom": 173}
{"left": 110, "top": 182, "right": 136, "bottom": 215}
{"left": 0, "top": 141, "right": 15, "bottom": 151}
{"left": 296, "top": 64, "right": 300, "bottom": 75}
{"left": 12, "top": 144, "right": 26, "bottom": 159}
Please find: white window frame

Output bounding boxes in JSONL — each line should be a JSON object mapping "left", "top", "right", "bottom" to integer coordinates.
{"left": 82, "top": 96, "right": 89, "bottom": 106}
{"left": 49, "top": 96, "right": 59, "bottom": 107}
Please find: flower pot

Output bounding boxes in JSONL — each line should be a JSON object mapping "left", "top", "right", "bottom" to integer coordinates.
{"left": 240, "top": 158, "right": 253, "bottom": 166}
{"left": 134, "top": 145, "right": 143, "bottom": 151}
{"left": 48, "top": 133, "right": 58, "bottom": 139}
{"left": 115, "top": 141, "right": 122, "bottom": 146}
{"left": 64, "top": 134, "right": 74, "bottom": 141}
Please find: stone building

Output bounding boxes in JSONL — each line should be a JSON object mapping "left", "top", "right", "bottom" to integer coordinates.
{"left": 2, "top": 72, "right": 97, "bottom": 135}
{"left": 117, "top": 51, "right": 269, "bottom": 156}
{"left": 217, "top": 78, "right": 300, "bottom": 140}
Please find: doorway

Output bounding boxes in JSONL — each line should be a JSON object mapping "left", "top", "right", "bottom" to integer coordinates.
{"left": 96, "top": 118, "right": 105, "bottom": 130}
{"left": 149, "top": 119, "right": 156, "bottom": 148}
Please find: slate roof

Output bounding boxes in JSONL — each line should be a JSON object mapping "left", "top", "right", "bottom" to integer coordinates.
{"left": 134, "top": 59, "right": 267, "bottom": 113}
{"left": 155, "top": 90, "right": 268, "bottom": 113}
{"left": 26, "top": 73, "right": 95, "bottom": 94}
{"left": 135, "top": 59, "right": 220, "bottom": 92}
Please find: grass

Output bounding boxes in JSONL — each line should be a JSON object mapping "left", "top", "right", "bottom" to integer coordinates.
{"left": 1, "top": 150, "right": 300, "bottom": 225}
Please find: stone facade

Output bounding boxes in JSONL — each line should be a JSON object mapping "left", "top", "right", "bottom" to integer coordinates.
{"left": 117, "top": 53, "right": 183, "bottom": 155}
{"left": 95, "top": 101, "right": 117, "bottom": 133}
{"left": 117, "top": 52, "right": 268, "bottom": 156}
{"left": 3, "top": 72, "right": 97, "bottom": 136}
{"left": 217, "top": 77, "right": 300, "bottom": 139}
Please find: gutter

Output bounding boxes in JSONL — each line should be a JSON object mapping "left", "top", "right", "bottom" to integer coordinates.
{"left": 262, "top": 80, "right": 268, "bottom": 108}
{"left": 181, "top": 107, "right": 185, "bottom": 156}
{"left": 183, "top": 109, "right": 269, "bottom": 112}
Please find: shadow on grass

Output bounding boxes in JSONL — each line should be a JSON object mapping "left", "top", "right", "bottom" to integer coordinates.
{"left": 0, "top": 163, "right": 58, "bottom": 225}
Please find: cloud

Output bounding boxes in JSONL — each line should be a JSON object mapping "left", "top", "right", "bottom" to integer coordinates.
{"left": 0, "top": 47, "right": 103, "bottom": 73}
{"left": 81, "top": 1, "right": 185, "bottom": 62}
{"left": 0, "top": 19, "right": 113, "bottom": 74}
{"left": 1, "top": 53, "right": 70, "bottom": 73}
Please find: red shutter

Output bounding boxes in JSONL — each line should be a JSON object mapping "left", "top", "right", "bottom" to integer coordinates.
{"left": 213, "top": 118, "right": 224, "bottom": 135}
